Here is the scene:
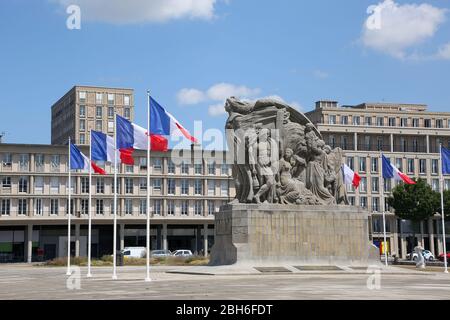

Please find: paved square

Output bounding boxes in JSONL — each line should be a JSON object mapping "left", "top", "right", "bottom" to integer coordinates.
{"left": 0, "top": 265, "right": 450, "bottom": 300}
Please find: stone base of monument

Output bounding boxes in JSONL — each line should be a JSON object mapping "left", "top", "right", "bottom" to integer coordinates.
{"left": 209, "top": 204, "right": 380, "bottom": 267}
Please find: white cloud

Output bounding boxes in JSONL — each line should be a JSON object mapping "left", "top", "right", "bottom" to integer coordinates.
{"left": 436, "top": 42, "right": 450, "bottom": 60}
{"left": 362, "top": 0, "right": 447, "bottom": 59}
{"left": 54, "top": 0, "right": 218, "bottom": 24}
{"left": 208, "top": 103, "right": 227, "bottom": 116}
{"left": 313, "top": 70, "right": 329, "bottom": 79}
{"left": 177, "top": 88, "right": 207, "bottom": 105}
{"left": 206, "top": 83, "right": 261, "bottom": 101}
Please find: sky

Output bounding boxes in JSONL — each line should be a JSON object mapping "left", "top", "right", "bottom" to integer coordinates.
{"left": 0, "top": 0, "right": 449, "bottom": 147}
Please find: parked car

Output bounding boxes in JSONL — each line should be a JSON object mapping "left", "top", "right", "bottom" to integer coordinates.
{"left": 173, "top": 250, "right": 193, "bottom": 258}
{"left": 121, "top": 247, "right": 146, "bottom": 259}
{"left": 151, "top": 250, "right": 172, "bottom": 257}
{"left": 406, "top": 250, "right": 435, "bottom": 261}
{"left": 438, "top": 252, "right": 450, "bottom": 262}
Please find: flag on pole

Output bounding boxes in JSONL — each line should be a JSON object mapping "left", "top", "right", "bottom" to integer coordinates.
{"left": 442, "top": 146, "right": 450, "bottom": 175}
{"left": 116, "top": 115, "right": 168, "bottom": 164}
{"left": 149, "top": 96, "right": 198, "bottom": 143}
{"left": 381, "top": 154, "right": 416, "bottom": 184}
{"left": 342, "top": 164, "right": 361, "bottom": 188}
{"left": 70, "top": 143, "right": 106, "bottom": 174}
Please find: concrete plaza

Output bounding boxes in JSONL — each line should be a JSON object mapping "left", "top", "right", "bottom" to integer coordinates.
{"left": 0, "top": 265, "right": 450, "bottom": 300}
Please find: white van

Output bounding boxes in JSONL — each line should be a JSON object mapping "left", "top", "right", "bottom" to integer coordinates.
{"left": 121, "top": 247, "right": 146, "bottom": 258}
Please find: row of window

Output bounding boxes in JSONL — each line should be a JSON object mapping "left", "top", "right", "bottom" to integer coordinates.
{"left": 346, "top": 156, "right": 442, "bottom": 175}
{"left": 327, "top": 114, "right": 449, "bottom": 128}
{"left": 79, "top": 106, "right": 131, "bottom": 120}
{"left": 0, "top": 198, "right": 225, "bottom": 217}
{"left": 79, "top": 92, "right": 131, "bottom": 106}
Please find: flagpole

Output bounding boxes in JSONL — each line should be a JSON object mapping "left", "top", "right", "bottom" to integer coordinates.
{"left": 112, "top": 114, "right": 118, "bottom": 280}
{"left": 439, "top": 143, "right": 448, "bottom": 273}
{"left": 145, "top": 90, "right": 152, "bottom": 282}
{"left": 66, "top": 137, "right": 72, "bottom": 276}
{"left": 87, "top": 130, "right": 93, "bottom": 278}
{"left": 380, "top": 151, "right": 388, "bottom": 267}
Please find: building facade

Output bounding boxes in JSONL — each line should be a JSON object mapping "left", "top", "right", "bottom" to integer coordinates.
{"left": 306, "top": 101, "right": 450, "bottom": 259}
{"left": 0, "top": 144, "right": 234, "bottom": 262}
{"left": 51, "top": 86, "right": 134, "bottom": 145}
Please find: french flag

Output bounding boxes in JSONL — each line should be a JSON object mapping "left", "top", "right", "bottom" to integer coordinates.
{"left": 382, "top": 154, "right": 416, "bottom": 184}
{"left": 91, "top": 130, "right": 117, "bottom": 163}
{"left": 149, "top": 96, "right": 198, "bottom": 143}
{"left": 342, "top": 164, "right": 361, "bottom": 188}
{"left": 70, "top": 143, "right": 106, "bottom": 175}
{"left": 116, "top": 114, "right": 168, "bottom": 165}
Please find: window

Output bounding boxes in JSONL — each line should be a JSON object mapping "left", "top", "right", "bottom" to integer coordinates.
{"left": 407, "top": 159, "right": 415, "bottom": 173}
{"left": 181, "top": 161, "right": 189, "bottom": 174}
{"left": 107, "top": 93, "right": 114, "bottom": 104}
{"left": 208, "top": 180, "right": 215, "bottom": 196}
{"left": 419, "top": 159, "right": 427, "bottom": 174}
{"left": 153, "top": 200, "right": 161, "bottom": 215}
{"left": 125, "top": 178, "right": 133, "bottom": 194}
{"left": 34, "top": 176, "right": 44, "bottom": 193}
{"left": 353, "top": 116, "right": 360, "bottom": 125}
{"left": 372, "top": 197, "right": 380, "bottom": 212}
{"left": 400, "top": 118, "right": 408, "bottom": 127}
{"left": 432, "top": 179, "right": 439, "bottom": 192}
{"left": 124, "top": 107, "right": 131, "bottom": 119}
{"left": 360, "top": 197, "right": 367, "bottom": 209}
{"left": 96, "top": 199, "right": 104, "bottom": 215}
{"left": 181, "top": 179, "right": 189, "bottom": 195}
{"left": 384, "top": 179, "right": 392, "bottom": 192}
{"left": 194, "top": 200, "right": 203, "bottom": 215}
{"left": 194, "top": 163, "right": 203, "bottom": 175}
{"left": 221, "top": 181, "right": 228, "bottom": 196}
{"left": 347, "top": 157, "right": 354, "bottom": 170}
{"left": 95, "top": 120, "right": 102, "bottom": 131}
{"left": 181, "top": 201, "right": 189, "bottom": 216}
{"left": 79, "top": 134, "right": 85, "bottom": 145}
{"left": 445, "top": 180, "right": 450, "bottom": 191}
{"left": 96, "top": 106, "right": 103, "bottom": 118}
{"left": 359, "top": 157, "right": 366, "bottom": 172}
{"left": 96, "top": 177, "right": 105, "bottom": 194}
{"left": 327, "top": 135, "right": 335, "bottom": 148}
{"left": 50, "top": 199, "right": 59, "bottom": 216}
{"left": 208, "top": 200, "right": 215, "bottom": 215}
{"left": 2, "top": 153, "right": 12, "bottom": 167}
{"left": 108, "top": 106, "right": 114, "bottom": 118}
{"left": 341, "top": 116, "right": 348, "bottom": 125}
{"left": 81, "top": 177, "right": 89, "bottom": 193}
{"left": 19, "top": 177, "right": 28, "bottom": 193}
{"left": 126, "top": 165, "right": 134, "bottom": 173}
{"left": 81, "top": 199, "right": 88, "bottom": 215}
{"left": 388, "top": 117, "right": 396, "bottom": 127}
{"left": 1, "top": 199, "right": 10, "bottom": 215}
{"left": 365, "top": 117, "right": 372, "bottom": 126}
{"left": 412, "top": 139, "right": 419, "bottom": 152}
{"left": 140, "top": 199, "right": 147, "bottom": 215}
{"left": 341, "top": 136, "right": 348, "bottom": 150}
{"left": 153, "top": 179, "right": 161, "bottom": 192}
{"left": 51, "top": 155, "right": 60, "bottom": 172}
{"left": 79, "top": 91, "right": 86, "bottom": 102}
{"left": 371, "top": 158, "right": 378, "bottom": 172}
{"left": 376, "top": 117, "right": 384, "bottom": 126}
{"left": 221, "top": 164, "right": 229, "bottom": 176}
{"left": 18, "top": 199, "right": 27, "bottom": 215}
{"left": 19, "top": 154, "right": 29, "bottom": 171}
{"left": 396, "top": 158, "right": 403, "bottom": 172}
{"left": 167, "top": 200, "right": 175, "bottom": 216}
{"left": 436, "top": 119, "right": 443, "bottom": 128}
{"left": 424, "top": 119, "right": 431, "bottom": 128}
{"left": 79, "top": 105, "right": 86, "bottom": 118}
{"left": 328, "top": 115, "right": 336, "bottom": 125}
{"left": 372, "top": 177, "right": 379, "bottom": 193}
{"left": 168, "top": 179, "right": 176, "bottom": 194}
{"left": 208, "top": 162, "right": 215, "bottom": 175}
{"left": 35, "top": 199, "right": 42, "bottom": 216}
{"left": 124, "top": 95, "right": 130, "bottom": 106}
{"left": 412, "top": 118, "right": 419, "bottom": 127}
{"left": 139, "top": 178, "right": 147, "bottom": 191}
{"left": 96, "top": 93, "right": 103, "bottom": 104}
{"left": 50, "top": 177, "right": 59, "bottom": 193}
{"left": 194, "top": 179, "right": 203, "bottom": 195}
{"left": 2, "top": 176, "right": 11, "bottom": 188}
{"left": 168, "top": 160, "right": 175, "bottom": 174}
{"left": 400, "top": 138, "right": 407, "bottom": 152}
{"left": 139, "top": 158, "right": 147, "bottom": 170}
{"left": 153, "top": 158, "right": 162, "bottom": 171}
{"left": 80, "top": 119, "right": 85, "bottom": 132}
{"left": 125, "top": 199, "right": 133, "bottom": 215}
{"left": 432, "top": 159, "right": 439, "bottom": 174}
{"left": 112, "top": 178, "right": 120, "bottom": 193}
{"left": 364, "top": 136, "right": 371, "bottom": 150}
{"left": 360, "top": 177, "right": 367, "bottom": 193}
{"left": 348, "top": 196, "right": 355, "bottom": 206}
{"left": 35, "top": 154, "right": 44, "bottom": 171}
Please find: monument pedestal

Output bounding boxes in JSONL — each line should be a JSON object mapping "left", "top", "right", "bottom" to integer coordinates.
{"left": 210, "top": 204, "right": 379, "bottom": 266}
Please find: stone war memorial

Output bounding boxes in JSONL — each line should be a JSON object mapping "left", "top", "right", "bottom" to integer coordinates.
{"left": 210, "top": 97, "right": 379, "bottom": 266}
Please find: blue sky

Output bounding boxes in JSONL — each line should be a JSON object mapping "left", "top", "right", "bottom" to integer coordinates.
{"left": 1, "top": 0, "right": 449, "bottom": 146}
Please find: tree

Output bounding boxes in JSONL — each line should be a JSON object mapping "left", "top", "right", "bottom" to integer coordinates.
{"left": 387, "top": 178, "right": 440, "bottom": 222}
{"left": 438, "top": 190, "right": 450, "bottom": 218}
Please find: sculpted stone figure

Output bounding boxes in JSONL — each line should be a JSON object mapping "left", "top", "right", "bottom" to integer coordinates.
{"left": 223, "top": 97, "right": 351, "bottom": 206}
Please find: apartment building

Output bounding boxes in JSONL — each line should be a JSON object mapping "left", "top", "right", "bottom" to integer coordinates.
{"left": 51, "top": 86, "right": 134, "bottom": 145}
{"left": 306, "top": 101, "right": 450, "bottom": 259}
{"left": 0, "top": 143, "right": 234, "bottom": 263}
